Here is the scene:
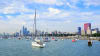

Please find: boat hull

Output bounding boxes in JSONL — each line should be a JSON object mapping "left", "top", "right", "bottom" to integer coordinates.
{"left": 32, "top": 42, "right": 45, "bottom": 48}
{"left": 72, "top": 40, "right": 76, "bottom": 42}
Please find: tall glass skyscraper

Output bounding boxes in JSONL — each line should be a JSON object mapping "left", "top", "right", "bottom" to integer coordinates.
{"left": 84, "top": 23, "right": 91, "bottom": 34}
{"left": 22, "top": 26, "right": 30, "bottom": 36}
{"left": 78, "top": 27, "right": 81, "bottom": 35}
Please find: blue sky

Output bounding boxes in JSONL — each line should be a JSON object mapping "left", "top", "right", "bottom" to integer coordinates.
{"left": 0, "top": 0, "right": 100, "bottom": 33}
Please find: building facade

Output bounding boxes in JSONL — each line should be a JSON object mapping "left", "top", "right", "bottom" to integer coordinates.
{"left": 87, "top": 27, "right": 92, "bottom": 35}
{"left": 78, "top": 27, "right": 81, "bottom": 35}
{"left": 22, "top": 26, "right": 30, "bottom": 36}
{"left": 84, "top": 23, "right": 91, "bottom": 34}
{"left": 92, "top": 28, "right": 99, "bottom": 34}
{"left": 81, "top": 29, "right": 86, "bottom": 35}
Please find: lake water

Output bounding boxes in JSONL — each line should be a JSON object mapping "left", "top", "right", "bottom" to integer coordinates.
{"left": 0, "top": 38, "right": 100, "bottom": 56}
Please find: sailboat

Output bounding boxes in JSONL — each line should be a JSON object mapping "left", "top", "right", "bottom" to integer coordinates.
{"left": 32, "top": 9, "right": 45, "bottom": 48}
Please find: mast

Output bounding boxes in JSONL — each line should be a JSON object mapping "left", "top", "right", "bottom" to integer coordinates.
{"left": 34, "top": 9, "right": 37, "bottom": 38}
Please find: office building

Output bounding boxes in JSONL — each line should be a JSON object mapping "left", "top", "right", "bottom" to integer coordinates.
{"left": 78, "top": 27, "right": 81, "bottom": 35}
{"left": 22, "top": 26, "right": 30, "bottom": 36}
{"left": 87, "top": 27, "right": 92, "bottom": 35}
{"left": 81, "top": 29, "right": 85, "bottom": 35}
{"left": 84, "top": 23, "right": 91, "bottom": 34}
{"left": 92, "top": 28, "right": 99, "bottom": 34}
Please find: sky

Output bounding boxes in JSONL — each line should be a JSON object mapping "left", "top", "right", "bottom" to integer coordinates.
{"left": 0, "top": 0, "right": 100, "bottom": 33}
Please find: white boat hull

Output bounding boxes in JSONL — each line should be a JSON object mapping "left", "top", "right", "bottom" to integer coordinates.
{"left": 32, "top": 42, "right": 45, "bottom": 48}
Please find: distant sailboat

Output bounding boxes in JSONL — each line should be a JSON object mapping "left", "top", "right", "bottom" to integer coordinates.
{"left": 32, "top": 9, "right": 45, "bottom": 48}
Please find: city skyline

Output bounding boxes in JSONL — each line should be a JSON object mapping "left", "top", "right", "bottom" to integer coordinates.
{"left": 0, "top": 0, "right": 100, "bottom": 33}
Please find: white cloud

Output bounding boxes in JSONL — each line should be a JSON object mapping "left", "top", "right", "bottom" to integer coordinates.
{"left": 48, "top": 8, "right": 61, "bottom": 14}
{"left": 83, "top": 0, "right": 100, "bottom": 7}
{"left": 29, "top": 0, "right": 64, "bottom": 6}
{"left": 66, "top": 0, "right": 79, "bottom": 9}
{"left": 0, "top": 0, "right": 34, "bottom": 14}
{"left": 66, "top": 2, "right": 73, "bottom": 8}
{"left": 39, "top": 8, "right": 62, "bottom": 18}
{"left": 65, "top": 0, "right": 100, "bottom": 8}
{"left": 45, "top": 7, "right": 62, "bottom": 17}
{"left": 39, "top": 7, "right": 70, "bottom": 20}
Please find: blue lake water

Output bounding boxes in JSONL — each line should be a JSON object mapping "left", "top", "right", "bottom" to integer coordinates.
{"left": 0, "top": 38, "right": 100, "bottom": 56}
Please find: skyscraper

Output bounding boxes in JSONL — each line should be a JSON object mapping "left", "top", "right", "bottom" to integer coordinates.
{"left": 81, "top": 29, "right": 85, "bottom": 35}
{"left": 22, "top": 26, "right": 30, "bottom": 36}
{"left": 84, "top": 23, "right": 91, "bottom": 34}
{"left": 92, "top": 28, "right": 99, "bottom": 34}
{"left": 87, "top": 27, "right": 92, "bottom": 35}
{"left": 78, "top": 27, "right": 81, "bottom": 35}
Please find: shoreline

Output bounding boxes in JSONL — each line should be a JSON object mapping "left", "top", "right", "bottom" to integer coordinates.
{"left": 0, "top": 36, "right": 100, "bottom": 41}
{"left": 57, "top": 36, "right": 100, "bottom": 40}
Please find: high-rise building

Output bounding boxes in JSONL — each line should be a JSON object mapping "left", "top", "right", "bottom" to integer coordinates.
{"left": 81, "top": 29, "right": 85, "bottom": 35}
{"left": 14, "top": 32, "right": 19, "bottom": 37}
{"left": 84, "top": 23, "right": 91, "bottom": 34}
{"left": 78, "top": 27, "right": 81, "bottom": 35}
{"left": 22, "top": 26, "right": 30, "bottom": 36}
{"left": 92, "top": 28, "right": 99, "bottom": 34}
{"left": 87, "top": 27, "right": 92, "bottom": 35}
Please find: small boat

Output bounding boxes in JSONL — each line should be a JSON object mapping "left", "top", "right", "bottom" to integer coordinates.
{"left": 72, "top": 39, "right": 76, "bottom": 42}
{"left": 52, "top": 37, "right": 55, "bottom": 40}
{"left": 18, "top": 37, "right": 21, "bottom": 40}
{"left": 88, "top": 40, "right": 92, "bottom": 46}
